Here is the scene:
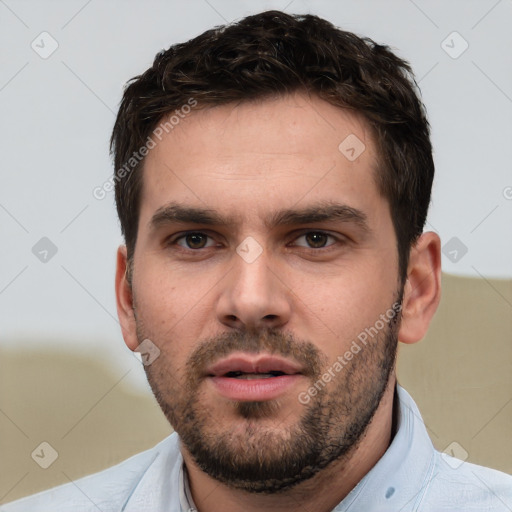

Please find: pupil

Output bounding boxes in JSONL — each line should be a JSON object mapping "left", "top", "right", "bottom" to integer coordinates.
{"left": 187, "top": 233, "right": 206, "bottom": 249}
{"left": 306, "top": 232, "right": 327, "bottom": 248}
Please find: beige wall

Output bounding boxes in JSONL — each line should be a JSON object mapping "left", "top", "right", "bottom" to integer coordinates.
{"left": 1, "top": 273, "right": 511, "bottom": 503}
{"left": 398, "top": 273, "right": 512, "bottom": 473}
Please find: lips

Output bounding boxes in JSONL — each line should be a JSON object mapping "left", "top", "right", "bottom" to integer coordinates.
{"left": 205, "top": 354, "right": 304, "bottom": 401}
{"left": 206, "top": 354, "right": 303, "bottom": 378}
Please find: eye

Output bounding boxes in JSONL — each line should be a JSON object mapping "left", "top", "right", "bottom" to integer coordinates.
{"left": 293, "top": 231, "right": 337, "bottom": 249}
{"left": 174, "top": 232, "right": 216, "bottom": 249}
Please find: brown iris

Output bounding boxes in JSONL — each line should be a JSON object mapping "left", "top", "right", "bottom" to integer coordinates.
{"left": 305, "top": 232, "right": 329, "bottom": 248}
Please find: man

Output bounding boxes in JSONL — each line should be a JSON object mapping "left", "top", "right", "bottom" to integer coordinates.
{"left": 3, "top": 10, "right": 511, "bottom": 512}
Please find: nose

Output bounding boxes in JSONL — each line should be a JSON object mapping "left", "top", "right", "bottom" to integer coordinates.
{"left": 215, "top": 245, "right": 292, "bottom": 331}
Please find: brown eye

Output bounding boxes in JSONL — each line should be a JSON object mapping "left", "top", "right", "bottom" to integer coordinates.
{"left": 175, "top": 232, "right": 214, "bottom": 249}
{"left": 188, "top": 233, "right": 207, "bottom": 248}
{"left": 291, "top": 231, "right": 339, "bottom": 250}
{"left": 304, "top": 232, "right": 330, "bottom": 248}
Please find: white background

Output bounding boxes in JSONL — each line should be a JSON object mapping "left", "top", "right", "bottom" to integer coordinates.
{"left": 1, "top": 0, "right": 511, "bottom": 391}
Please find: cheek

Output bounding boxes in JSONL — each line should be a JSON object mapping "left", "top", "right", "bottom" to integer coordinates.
{"left": 133, "top": 259, "right": 219, "bottom": 347}
{"left": 133, "top": 267, "right": 184, "bottom": 339}
{"left": 296, "top": 262, "right": 397, "bottom": 356}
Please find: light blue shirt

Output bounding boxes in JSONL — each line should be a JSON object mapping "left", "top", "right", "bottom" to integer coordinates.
{"left": 2, "top": 386, "right": 511, "bottom": 511}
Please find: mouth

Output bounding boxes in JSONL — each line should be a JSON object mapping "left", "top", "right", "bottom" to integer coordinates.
{"left": 205, "top": 354, "right": 304, "bottom": 401}
{"left": 222, "top": 370, "right": 288, "bottom": 380}
{"left": 206, "top": 354, "right": 303, "bottom": 378}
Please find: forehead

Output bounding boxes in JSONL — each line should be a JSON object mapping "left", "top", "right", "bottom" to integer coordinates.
{"left": 138, "top": 91, "right": 384, "bottom": 229}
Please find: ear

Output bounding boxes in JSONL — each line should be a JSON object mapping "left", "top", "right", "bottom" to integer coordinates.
{"left": 398, "top": 231, "right": 442, "bottom": 345}
{"left": 115, "top": 245, "right": 139, "bottom": 351}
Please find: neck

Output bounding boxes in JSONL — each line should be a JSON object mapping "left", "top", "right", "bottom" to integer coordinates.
{"left": 182, "top": 376, "right": 398, "bottom": 512}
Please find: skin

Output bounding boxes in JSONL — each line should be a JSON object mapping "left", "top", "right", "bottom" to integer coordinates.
{"left": 115, "top": 91, "right": 441, "bottom": 512}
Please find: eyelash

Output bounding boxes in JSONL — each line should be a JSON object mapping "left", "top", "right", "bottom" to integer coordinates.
{"left": 167, "top": 231, "right": 343, "bottom": 252}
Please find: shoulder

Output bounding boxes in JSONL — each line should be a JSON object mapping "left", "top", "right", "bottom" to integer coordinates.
{"left": 0, "top": 434, "right": 179, "bottom": 512}
{"left": 394, "top": 386, "right": 512, "bottom": 511}
{"left": 422, "top": 450, "right": 512, "bottom": 511}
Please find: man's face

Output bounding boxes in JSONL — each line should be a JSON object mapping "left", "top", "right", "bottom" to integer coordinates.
{"left": 128, "top": 92, "right": 403, "bottom": 492}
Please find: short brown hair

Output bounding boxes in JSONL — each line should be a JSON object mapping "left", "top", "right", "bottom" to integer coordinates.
{"left": 110, "top": 10, "right": 434, "bottom": 282}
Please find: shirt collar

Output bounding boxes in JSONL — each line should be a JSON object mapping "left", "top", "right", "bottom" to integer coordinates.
{"left": 179, "top": 461, "right": 198, "bottom": 511}
{"left": 332, "top": 385, "right": 436, "bottom": 511}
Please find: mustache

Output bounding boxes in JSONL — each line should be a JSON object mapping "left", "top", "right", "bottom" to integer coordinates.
{"left": 186, "top": 328, "right": 325, "bottom": 381}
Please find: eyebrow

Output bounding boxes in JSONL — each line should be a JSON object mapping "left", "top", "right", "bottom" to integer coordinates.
{"left": 149, "top": 201, "right": 371, "bottom": 234}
